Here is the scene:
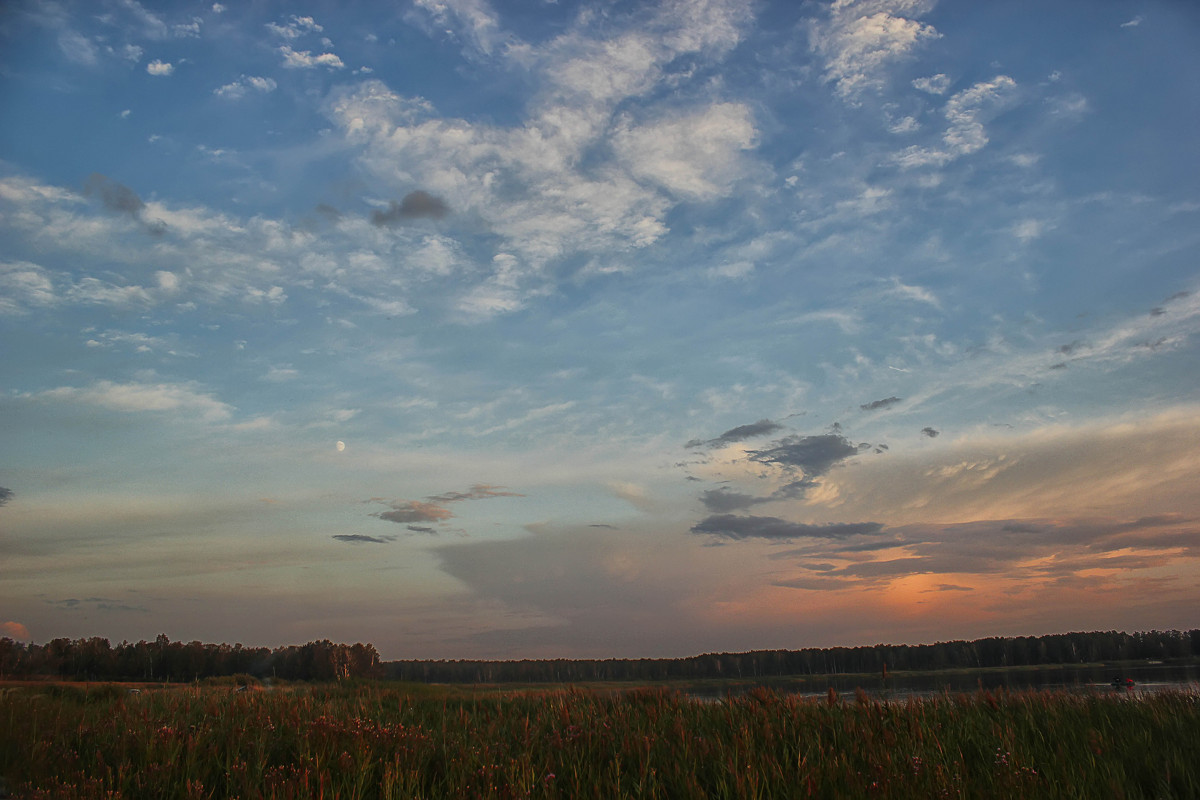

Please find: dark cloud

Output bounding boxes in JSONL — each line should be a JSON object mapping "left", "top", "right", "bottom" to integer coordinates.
{"left": 1166, "top": 290, "right": 1191, "bottom": 302}
{"left": 93, "top": 601, "right": 149, "bottom": 613}
{"left": 373, "top": 501, "right": 454, "bottom": 524}
{"left": 427, "top": 484, "right": 523, "bottom": 503}
{"left": 1049, "top": 362, "right": 1067, "bottom": 370}
{"left": 406, "top": 525, "right": 437, "bottom": 535}
{"left": 699, "top": 488, "right": 767, "bottom": 513}
{"left": 773, "top": 478, "right": 818, "bottom": 498}
{"left": 748, "top": 434, "right": 859, "bottom": 477}
{"left": 691, "top": 514, "right": 884, "bottom": 541}
{"left": 921, "top": 427, "right": 939, "bottom": 438}
{"left": 370, "top": 190, "right": 449, "bottom": 226}
{"left": 370, "top": 484, "right": 521, "bottom": 529}
{"left": 589, "top": 523, "right": 618, "bottom": 529}
{"left": 860, "top": 396, "right": 902, "bottom": 412}
{"left": 0, "top": 486, "right": 11, "bottom": 506}
{"left": 1150, "top": 307, "right": 1165, "bottom": 317}
{"left": 315, "top": 203, "right": 342, "bottom": 220}
{"left": 1057, "top": 340, "right": 1084, "bottom": 355}
{"left": 84, "top": 173, "right": 145, "bottom": 216}
{"left": 333, "top": 534, "right": 392, "bottom": 543}
{"left": 688, "top": 419, "right": 784, "bottom": 449}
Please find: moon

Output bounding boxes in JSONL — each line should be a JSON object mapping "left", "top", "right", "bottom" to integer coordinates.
{"left": 335, "top": 440, "right": 345, "bottom": 452}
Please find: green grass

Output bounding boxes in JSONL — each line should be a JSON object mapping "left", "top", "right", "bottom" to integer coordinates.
{"left": 2, "top": 683, "right": 1197, "bottom": 798}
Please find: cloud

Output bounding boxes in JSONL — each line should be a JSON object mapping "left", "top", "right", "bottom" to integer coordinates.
{"left": 410, "top": 0, "right": 509, "bottom": 58}
{"left": 146, "top": 59, "right": 174, "bottom": 76}
{"left": 0, "top": 621, "right": 30, "bottom": 640}
{"left": 699, "top": 488, "right": 768, "bottom": 513}
{"left": 84, "top": 173, "right": 144, "bottom": 216}
{"left": 323, "top": 2, "right": 755, "bottom": 312}
{"left": 912, "top": 73, "right": 950, "bottom": 94}
{"left": 58, "top": 30, "right": 99, "bottom": 65}
{"left": 893, "top": 75, "right": 1019, "bottom": 168}
{"left": 374, "top": 501, "right": 455, "bottom": 524}
{"left": 748, "top": 434, "right": 861, "bottom": 477}
{"left": 280, "top": 45, "right": 344, "bottom": 69}
{"left": 370, "top": 191, "right": 450, "bottom": 226}
{"left": 426, "top": 484, "right": 523, "bottom": 503}
{"left": 0, "top": 261, "right": 58, "bottom": 314}
{"left": 0, "top": 487, "right": 12, "bottom": 506}
{"left": 333, "top": 534, "right": 392, "bottom": 544}
{"left": 612, "top": 103, "right": 757, "bottom": 200}
{"left": 861, "top": 396, "right": 902, "bottom": 411}
{"left": 267, "top": 15, "right": 324, "bottom": 39}
{"left": 214, "top": 75, "right": 278, "bottom": 99}
{"left": 687, "top": 418, "right": 784, "bottom": 449}
{"left": 802, "top": 408, "right": 1200, "bottom": 528}
{"left": 811, "top": 0, "right": 941, "bottom": 100}
{"left": 34, "top": 380, "right": 233, "bottom": 422}
{"left": 921, "top": 427, "right": 940, "bottom": 438}
{"left": 407, "top": 525, "right": 438, "bottom": 535}
{"left": 691, "top": 513, "right": 885, "bottom": 540}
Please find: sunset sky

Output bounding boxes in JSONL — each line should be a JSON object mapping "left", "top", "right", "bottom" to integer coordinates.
{"left": 2, "top": 0, "right": 1198, "bottom": 660}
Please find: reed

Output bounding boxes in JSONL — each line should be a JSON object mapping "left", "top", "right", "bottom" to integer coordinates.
{"left": 2, "top": 683, "right": 1197, "bottom": 798}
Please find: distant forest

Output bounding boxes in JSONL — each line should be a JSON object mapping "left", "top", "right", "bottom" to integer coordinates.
{"left": 385, "top": 629, "right": 1200, "bottom": 684}
{"left": 2, "top": 629, "right": 1198, "bottom": 684}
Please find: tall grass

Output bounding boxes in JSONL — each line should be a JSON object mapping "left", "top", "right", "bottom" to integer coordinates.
{"left": 2, "top": 683, "right": 1197, "bottom": 798}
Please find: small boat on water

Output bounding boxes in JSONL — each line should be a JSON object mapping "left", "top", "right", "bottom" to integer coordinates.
{"left": 1112, "top": 677, "right": 1135, "bottom": 689}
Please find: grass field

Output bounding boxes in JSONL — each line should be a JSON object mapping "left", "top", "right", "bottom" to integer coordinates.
{"left": 2, "top": 682, "right": 1198, "bottom": 798}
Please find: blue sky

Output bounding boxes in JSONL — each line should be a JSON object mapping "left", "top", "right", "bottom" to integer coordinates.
{"left": 2, "top": 0, "right": 1199, "bottom": 659}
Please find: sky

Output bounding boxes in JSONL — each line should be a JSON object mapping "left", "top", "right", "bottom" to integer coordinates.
{"left": 1, "top": 0, "right": 1199, "bottom": 661}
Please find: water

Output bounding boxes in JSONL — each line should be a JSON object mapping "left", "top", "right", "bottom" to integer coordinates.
{"left": 686, "top": 662, "right": 1200, "bottom": 702}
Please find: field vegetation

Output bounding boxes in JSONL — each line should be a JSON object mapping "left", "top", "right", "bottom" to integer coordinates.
{"left": 2, "top": 682, "right": 1198, "bottom": 799}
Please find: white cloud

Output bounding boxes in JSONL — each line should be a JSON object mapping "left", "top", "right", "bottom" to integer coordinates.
{"left": 613, "top": 103, "right": 757, "bottom": 200}
{"left": 1120, "top": 16, "right": 1143, "bottom": 28}
{"left": 912, "top": 72, "right": 950, "bottom": 94}
{"left": 146, "top": 59, "right": 174, "bottom": 76}
{"left": 1012, "top": 219, "right": 1043, "bottom": 242}
{"left": 892, "top": 75, "right": 1018, "bottom": 168}
{"left": 811, "top": 0, "right": 941, "bottom": 100}
{"left": 118, "top": 0, "right": 169, "bottom": 40}
{"left": 411, "top": 0, "right": 506, "bottom": 57}
{"left": 66, "top": 277, "right": 155, "bottom": 307}
{"left": 280, "top": 45, "right": 345, "bottom": 70}
{"left": 173, "top": 18, "right": 203, "bottom": 38}
{"left": 58, "top": 31, "right": 99, "bottom": 65}
{"left": 882, "top": 276, "right": 940, "bottom": 307}
{"left": 0, "top": 261, "right": 58, "bottom": 314}
{"left": 325, "top": 0, "right": 758, "bottom": 308}
{"left": 244, "top": 285, "right": 287, "bottom": 304}
{"left": 267, "top": 15, "right": 324, "bottom": 39}
{"left": 264, "top": 366, "right": 300, "bottom": 382}
{"left": 214, "top": 75, "right": 278, "bottom": 99}
{"left": 37, "top": 380, "right": 233, "bottom": 422}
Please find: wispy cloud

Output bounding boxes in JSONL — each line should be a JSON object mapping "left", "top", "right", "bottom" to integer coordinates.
{"left": 33, "top": 380, "right": 233, "bottom": 422}
{"left": 810, "top": 0, "right": 941, "bottom": 101}
{"left": 691, "top": 514, "right": 885, "bottom": 540}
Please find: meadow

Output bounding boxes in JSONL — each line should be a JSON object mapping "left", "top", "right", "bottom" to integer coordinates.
{"left": 2, "top": 682, "right": 1198, "bottom": 799}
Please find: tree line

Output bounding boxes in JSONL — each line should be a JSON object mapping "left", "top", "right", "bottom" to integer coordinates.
{"left": 0, "top": 635, "right": 380, "bottom": 682}
{"left": 383, "top": 629, "right": 1200, "bottom": 684}
{"left": 2, "top": 629, "right": 1196, "bottom": 684}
